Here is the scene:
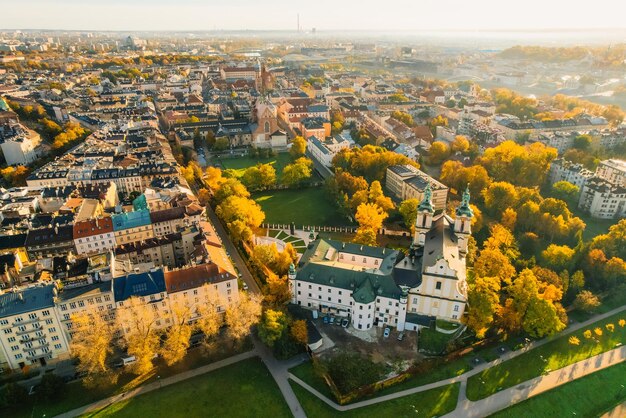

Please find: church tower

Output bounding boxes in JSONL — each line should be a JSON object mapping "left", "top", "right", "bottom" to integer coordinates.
{"left": 454, "top": 185, "right": 474, "bottom": 255}
{"left": 413, "top": 183, "right": 434, "bottom": 248}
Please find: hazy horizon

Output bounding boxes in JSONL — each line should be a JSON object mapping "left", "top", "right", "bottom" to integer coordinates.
{"left": 3, "top": 0, "right": 626, "bottom": 33}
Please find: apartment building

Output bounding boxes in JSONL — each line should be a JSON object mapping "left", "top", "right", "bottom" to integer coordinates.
{"left": 386, "top": 165, "right": 448, "bottom": 209}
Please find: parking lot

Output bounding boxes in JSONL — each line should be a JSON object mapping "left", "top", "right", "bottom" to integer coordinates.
{"left": 313, "top": 316, "right": 422, "bottom": 365}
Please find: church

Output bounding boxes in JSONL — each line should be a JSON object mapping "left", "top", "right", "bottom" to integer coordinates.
{"left": 251, "top": 98, "right": 287, "bottom": 149}
{"left": 289, "top": 184, "right": 473, "bottom": 331}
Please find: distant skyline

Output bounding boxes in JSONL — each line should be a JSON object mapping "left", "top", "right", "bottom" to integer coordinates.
{"left": 2, "top": 0, "right": 626, "bottom": 32}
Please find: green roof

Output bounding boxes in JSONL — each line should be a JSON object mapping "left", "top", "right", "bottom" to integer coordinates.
{"left": 295, "top": 238, "right": 404, "bottom": 302}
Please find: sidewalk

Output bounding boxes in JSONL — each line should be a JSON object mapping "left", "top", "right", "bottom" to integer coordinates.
{"left": 54, "top": 350, "right": 257, "bottom": 418}
{"left": 446, "top": 345, "right": 626, "bottom": 417}
{"left": 288, "top": 303, "right": 626, "bottom": 414}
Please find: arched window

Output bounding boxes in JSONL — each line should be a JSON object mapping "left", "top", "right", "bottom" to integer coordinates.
{"left": 264, "top": 121, "right": 270, "bottom": 133}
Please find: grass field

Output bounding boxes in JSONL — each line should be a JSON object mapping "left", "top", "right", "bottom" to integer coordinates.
{"left": 289, "top": 380, "right": 459, "bottom": 418}
{"left": 82, "top": 358, "right": 291, "bottom": 418}
{"left": 1, "top": 338, "right": 252, "bottom": 418}
{"left": 216, "top": 153, "right": 294, "bottom": 178}
{"left": 490, "top": 361, "right": 626, "bottom": 418}
{"left": 466, "top": 310, "right": 626, "bottom": 401}
{"left": 254, "top": 188, "right": 348, "bottom": 227}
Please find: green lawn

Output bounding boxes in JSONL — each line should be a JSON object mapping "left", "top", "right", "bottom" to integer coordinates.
{"left": 467, "top": 310, "right": 626, "bottom": 401}
{"left": 419, "top": 326, "right": 454, "bottom": 354}
{"left": 83, "top": 358, "right": 291, "bottom": 418}
{"left": 290, "top": 380, "right": 459, "bottom": 418}
{"left": 254, "top": 188, "right": 349, "bottom": 227}
{"left": 1, "top": 338, "right": 253, "bottom": 418}
{"left": 217, "top": 153, "right": 293, "bottom": 177}
{"left": 490, "top": 361, "right": 626, "bottom": 418}
{"left": 290, "top": 361, "right": 336, "bottom": 399}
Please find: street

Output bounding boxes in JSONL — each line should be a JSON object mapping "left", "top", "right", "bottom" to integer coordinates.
{"left": 204, "top": 204, "right": 261, "bottom": 295}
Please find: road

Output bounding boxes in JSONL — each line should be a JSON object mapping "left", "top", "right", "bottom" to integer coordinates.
{"left": 204, "top": 203, "right": 261, "bottom": 295}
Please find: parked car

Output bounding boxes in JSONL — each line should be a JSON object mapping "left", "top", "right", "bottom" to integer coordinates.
{"left": 341, "top": 318, "right": 349, "bottom": 328}
{"left": 383, "top": 327, "right": 391, "bottom": 338}
{"left": 329, "top": 315, "right": 335, "bottom": 325}
{"left": 397, "top": 332, "right": 404, "bottom": 341}
{"left": 335, "top": 317, "right": 342, "bottom": 326}
{"left": 323, "top": 316, "right": 329, "bottom": 324}
{"left": 242, "top": 282, "right": 249, "bottom": 291}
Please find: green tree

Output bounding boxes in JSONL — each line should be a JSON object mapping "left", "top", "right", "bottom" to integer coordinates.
{"left": 552, "top": 181, "right": 579, "bottom": 203}
{"left": 399, "top": 198, "right": 419, "bottom": 229}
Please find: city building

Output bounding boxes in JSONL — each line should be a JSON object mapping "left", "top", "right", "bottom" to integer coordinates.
{"left": 386, "top": 165, "right": 448, "bottom": 208}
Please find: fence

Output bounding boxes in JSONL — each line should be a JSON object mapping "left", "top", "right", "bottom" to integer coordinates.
{"left": 261, "top": 224, "right": 410, "bottom": 237}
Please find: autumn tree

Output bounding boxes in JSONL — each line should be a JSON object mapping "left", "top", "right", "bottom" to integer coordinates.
{"left": 451, "top": 135, "right": 470, "bottom": 154}
{"left": 428, "top": 141, "right": 451, "bottom": 165}
{"left": 196, "top": 285, "right": 225, "bottom": 345}
{"left": 474, "top": 247, "right": 516, "bottom": 285}
{"left": 440, "top": 161, "right": 491, "bottom": 197}
{"left": 216, "top": 195, "right": 265, "bottom": 243}
{"left": 541, "top": 244, "right": 575, "bottom": 271}
{"left": 477, "top": 140, "right": 557, "bottom": 187}
{"left": 465, "top": 276, "right": 501, "bottom": 338}
{"left": 264, "top": 273, "right": 292, "bottom": 307}
{"left": 161, "top": 301, "right": 193, "bottom": 366}
{"left": 69, "top": 307, "right": 117, "bottom": 387}
{"left": 282, "top": 157, "right": 313, "bottom": 187}
{"left": 353, "top": 203, "right": 388, "bottom": 246}
{"left": 290, "top": 136, "right": 307, "bottom": 158}
{"left": 552, "top": 181, "right": 579, "bottom": 203}
{"left": 241, "top": 163, "right": 276, "bottom": 191}
{"left": 501, "top": 207, "right": 517, "bottom": 231}
{"left": 225, "top": 293, "right": 262, "bottom": 341}
{"left": 573, "top": 290, "right": 601, "bottom": 313}
{"left": 482, "top": 181, "right": 518, "bottom": 216}
{"left": 116, "top": 297, "right": 161, "bottom": 375}
{"left": 290, "top": 319, "right": 309, "bottom": 346}
{"left": 258, "top": 309, "right": 289, "bottom": 347}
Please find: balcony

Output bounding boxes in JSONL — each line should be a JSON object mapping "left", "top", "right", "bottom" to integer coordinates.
{"left": 23, "top": 342, "right": 49, "bottom": 352}
{"left": 15, "top": 325, "right": 44, "bottom": 336}
{"left": 12, "top": 317, "right": 40, "bottom": 327}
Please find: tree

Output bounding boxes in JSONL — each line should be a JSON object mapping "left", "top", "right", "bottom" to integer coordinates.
{"left": 214, "top": 177, "right": 250, "bottom": 203}
{"left": 216, "top": 196, "right": 265, "bottom": 232}
{"left": 451, "top": 135, "right": 470, "bottom": 154}
{"left": 116, "top": 297, "right": 161, "bottom": 375}
{"left": 428, "top": 141, "right": 451, "bottom": 165}
{"left": 225, "top": 293, "right": 262, "bottom": 341}
{"left": 501, "top": 207, "right": 517, "bottom": 231}
{"left": 367, "top": 180, "right": 395, "bottom": 213}
{"left": 264, "top": 273, "right": 292, "bottom": 307}
{"left": 161, "top": 302, "right": 193, "bottom": 366}
{"left": 353, "top": 203, "right": 388, "bottom": 246}
{"left": 241, "top": 163, "right": 276, "bottom": 191}
{"left": 465, "top": 276, "right": 501, "bottom": 338}
{"left": 399, "top": 198, "right": 419, "bottom": 229}
{"left": 332, "top": 145, "right": 418, "bottom": 183}
{"left": 38, "top": 373, "right": 65, "bottom": 402}
{"left": 477, "top": 141, "right": 557, "bottom": 187}
{"left": 290, "top": 320, "right": 309, "bottom": 346}
{"left": 258, "top": 309, "right": 289, "bottom": 347}
{"left": 197, "top": 188, "right": 211, "bottom": 206}
{"left": 214, "top": 137, "right": 229, "bottom": 151}
{"left": 541, "top": 244, "right": 575, "bottom": 271}
{"left": 572, "top": 134, "right": 592, "bottom": 150}
{"left": 70, "top": 307, "right": 116, "bottom": 386}
{"left": 552, "top": 181, "right": 579, "bottom": 203}
{"left": 391, "top": 111, "right": 414, "bottom": 126}
{"left": 282, "top": 157, "right": 313, "bottom": 187}
{"left": 573, "top": 290, "right": 600, "bottom": 313}
{"left": 290, "top": 136, "right": 307, "bottom": 158}
{"left": 482, "top": 181, "right": 518, "bottom": 216}
{"left": 429, "top": 115, "right": 448, "bottom": 135}
{"left": 3, "top": 383, "right": 28, "bottom": 406}
{"left": 205, "top": 130, "right": 216, "bottom": 149}
{"left": 474, "top": 247, "right": 516, "bottom": 285}
{"left": 196, "top": 285, "right": 225, "bottom": 344}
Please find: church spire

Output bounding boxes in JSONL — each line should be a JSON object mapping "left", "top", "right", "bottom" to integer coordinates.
{"left": 455, "top": 184, "right": 474, "bottom": 218}
{"left": 418, "top": 183, "right": 434, "bottom": 213}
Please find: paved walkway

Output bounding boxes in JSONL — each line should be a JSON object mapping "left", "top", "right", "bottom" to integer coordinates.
{"left": 288, "top": 304, "right": 626, "bottom": 415}
{"left": 54, "top": 350, "right": 258, "bottom": 418}
{"left": 254, "top": 336, "right": 308, "bottom": 418}
{"left": 446, "top": 345, "right": 626, "bottom": 417}
{"left": 601, "top": 400, "right": 626, "bottom": 418}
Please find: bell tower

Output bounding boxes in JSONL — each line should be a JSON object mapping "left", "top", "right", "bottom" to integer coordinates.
{"left": 454, "top": 184, "right": 474, "bottom": 255}
{"left": 413, "top": 183, "right": 434, "bottom": 248}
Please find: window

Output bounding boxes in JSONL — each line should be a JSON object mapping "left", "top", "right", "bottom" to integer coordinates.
{"left": 52, "top": 336, "right": 59, "bottom": 341}
{"left": 69, "top": 302, "right": 76, "bottom": 309}
{"left": 0, "top": 319, "right": 8, "bottom": 325}
{"left": 54, "top": 344, "right": 62, "bottom": 350}
{"left": 28, "top": 313, "right": 37, "bottom": 320}
{"left": 3, "top": 329, "right": 13, "bottom": 334}
{"left": 45, "top": 319, "right": 53, "bottom": 325}
{"left": 15, "top": 354, "right": 22, "bottom": 360}
{"left": 11, "top": 345, "right": 19, "bottom": 351}
{"left": 435, "top": 281, "right": 442, "bottom": 290}
{"left": 453, "top": 305, "right": 459, "bottom": 312}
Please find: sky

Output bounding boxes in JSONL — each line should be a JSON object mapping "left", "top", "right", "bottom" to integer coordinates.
{"left": 2, "top": 0, "right": 626, "bottom": 32}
